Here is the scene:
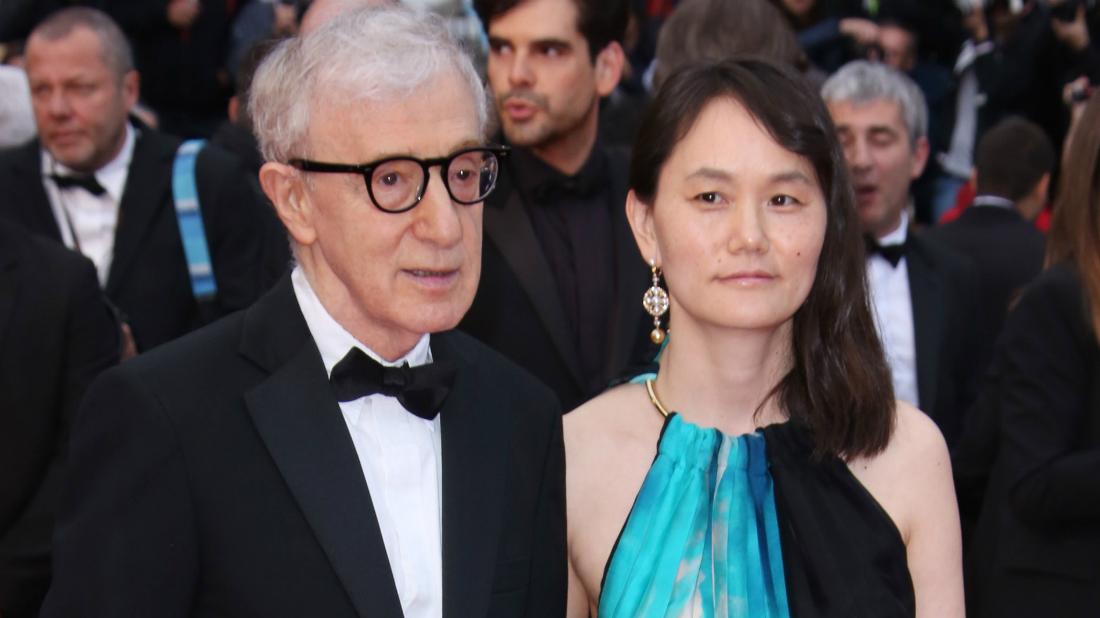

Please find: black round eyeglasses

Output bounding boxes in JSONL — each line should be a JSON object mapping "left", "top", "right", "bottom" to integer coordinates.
{"left": 288, "top": 146, "right": 510, "bottom": 214}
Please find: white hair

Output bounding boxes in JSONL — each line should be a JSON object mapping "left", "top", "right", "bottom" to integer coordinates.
{"left": 0, "top": 66, "right": 36, "bottom": 148}
{"left": 250, "top": 5, "right": 491, "bottom": 163}
{"left": 820, "top": 60, "right": 928, "bottom": 148}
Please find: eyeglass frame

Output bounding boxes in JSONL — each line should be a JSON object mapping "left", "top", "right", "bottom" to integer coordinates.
{"left": 287, "top": 145, "right": 511, "bottom": 214}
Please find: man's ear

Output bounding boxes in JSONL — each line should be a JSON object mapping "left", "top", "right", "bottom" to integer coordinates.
{"left": 259, "top": 161, "right": 317, "bottom": 246}
{"left": 909, "top": 134, "right": 930, "bottom": 179}
{"left": 626, "top": 189, "right": 660, "bottom": 266}
{"left": 121, "top": 69, "right": 140, "bottom": 111}
{"left": 593, "top": 41, "right": 625, "bottom": 98}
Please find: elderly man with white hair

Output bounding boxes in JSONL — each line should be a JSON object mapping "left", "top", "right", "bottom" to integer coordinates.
{"left": 41, "top": 7, "right": 566, "bottom": 618}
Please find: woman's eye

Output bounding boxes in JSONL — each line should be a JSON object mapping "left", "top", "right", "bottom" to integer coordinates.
{"left": 694, "top": 192, "right": 722, "bottom": 204}
{"left": 769, "top": 194, "right": 801, "bottom": 207}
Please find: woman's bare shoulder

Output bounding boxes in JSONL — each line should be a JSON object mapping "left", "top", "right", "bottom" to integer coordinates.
{"left": 564, "top": 383, "right": 663, "bottom": 456}
{"left": 848, "top": 400, "right": 953, "bottom": 543}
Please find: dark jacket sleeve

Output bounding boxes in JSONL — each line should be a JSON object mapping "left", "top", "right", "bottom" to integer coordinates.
{"left": 39, "top": 366, "right": 199, "bottom": 618}
{"left": 0, "top": 248, "right": 118, "bottom": 618}
{"left": 526, "top": 397, "right": 566, "bottom": 618}
{"left": 997, "top": 267, "right": 1100, "bottom": 525}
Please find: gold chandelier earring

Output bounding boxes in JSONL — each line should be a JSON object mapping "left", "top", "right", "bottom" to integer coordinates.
{"left": 642, "top": 259, "right": 669, "bottom": 344}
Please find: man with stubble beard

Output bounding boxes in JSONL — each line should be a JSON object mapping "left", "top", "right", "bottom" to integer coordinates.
{"left": 462, "top": 0, "right": 653, "bottom": 412}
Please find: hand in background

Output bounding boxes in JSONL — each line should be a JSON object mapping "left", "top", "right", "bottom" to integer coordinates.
{"left": 839, "top": 17, "right": 880, "bottom": 46}
{"left": 1051, "top": 3, "right": 1090, "bottom": 52}
{"left": 963, "top": 6, "right": 990, "bottom": 43}
{"left": 167, "top": 0, "right": 201, "bottom": 29}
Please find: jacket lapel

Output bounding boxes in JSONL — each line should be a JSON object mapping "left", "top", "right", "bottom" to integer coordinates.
{"left": 105, "top": 130, "right": 175, "bottom": 296}
{"left": 435, "top": 332, "right": 508, "bottom": 618}
{"left": 483, "top": 180, "right": 585, "bottom": 389}
{"left": 7, "top": 141, "right": 63, "bottom": 240}
{"left": 241, "top": 278, "right": 403, "bottom": 618}
{"left": 605, "top": 157, "right": 648, "bottom": 377}
{"left": 906, "top": 238, "right": 943, "bottom": 415}
{"left": 0, "top": 235, "right": 18, "bottom": 349}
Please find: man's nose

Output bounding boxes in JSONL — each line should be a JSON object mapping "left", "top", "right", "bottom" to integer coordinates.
{"left": 413, "top": 168, "right": 464, "bottom": 247}
{"left": 508, "top": 50, "right": 535, "bottom": 88}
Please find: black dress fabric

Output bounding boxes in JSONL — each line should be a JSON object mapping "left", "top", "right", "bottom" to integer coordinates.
{"left": 764, "top": 422, "right": 916, "bottom": 617}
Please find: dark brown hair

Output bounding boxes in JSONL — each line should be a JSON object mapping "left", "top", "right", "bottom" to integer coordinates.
{"left": 473, "top": 0, "right": 628, "bottom": 61}
{"left": 631, "top": 58, "right": 895, "bottom": 459}
{"left": 975, "top": 116, "right": 1054, "bottom": 202}
{"left": 1048, "top": 95, "right": 1100, "bottom": 340}
{"left": 653, "top": 0, "right": 807, "bottom": 89}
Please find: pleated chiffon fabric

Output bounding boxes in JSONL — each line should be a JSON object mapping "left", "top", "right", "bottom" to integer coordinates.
{"left": 600, "top": 414, "right": 790, "bottom": 618}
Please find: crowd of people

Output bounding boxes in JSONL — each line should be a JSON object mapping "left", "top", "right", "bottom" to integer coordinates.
{"left": 0, "top": 0, "right": 1098, "bottom": 617}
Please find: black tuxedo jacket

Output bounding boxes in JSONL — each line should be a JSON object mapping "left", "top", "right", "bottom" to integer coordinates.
{"left": 924, "top": 204, "right": 1045, "bottom": 374}
{"left": 964, "top": 264, "right": 1100, "bottom": 617}
{"left": 460, "top": 148, "right": 652, "bottom": 411}
{"left": 41, "top": 277, "right": 566, "bottom": 618}
{"left": 906, "top": 233, "right": 981, "bottom": 447}
{"left": 0, "top": 220, "right": 118, "bottom": 618}
{"left": 0, "top": 128, "right": 274, "bottom": 351}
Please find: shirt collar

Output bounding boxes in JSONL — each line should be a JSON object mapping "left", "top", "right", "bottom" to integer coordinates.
{"left": 40, "top": 123, "right": 137, "bottom": 202}
{"left": 290, "top": 265, "right": 432, "bottom": 378}
{"left": 971, "top": 194, "right": 1015, "bottom": 209}
{"left": 509, "top": 140, "right": 607, "bottom": 204}
{"left": 877, "top": 210, "right": 909, "bottom": 246}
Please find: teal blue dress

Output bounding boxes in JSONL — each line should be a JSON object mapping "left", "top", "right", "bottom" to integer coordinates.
{"left": 598, "top": 409, "right": 916, "bottom": 618}
{"left": 600, "top": 413, "right": 790, "bottom": 618}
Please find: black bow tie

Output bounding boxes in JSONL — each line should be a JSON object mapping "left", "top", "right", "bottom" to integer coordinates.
{"left": 329, "top": 348, "right": 456, "bottom": 420}
{"left": 864, "top": 235, "right": 908, "bottom": 268}
{"left": 49, "top": 173, "right": 107, "bottom": 197}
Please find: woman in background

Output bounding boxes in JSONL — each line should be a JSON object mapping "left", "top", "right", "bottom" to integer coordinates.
{"left": 966, "top": 92, "right": 1100, "bottom": 618}
{"left": 564, "top": 58, "right": 963, "bottom": 617}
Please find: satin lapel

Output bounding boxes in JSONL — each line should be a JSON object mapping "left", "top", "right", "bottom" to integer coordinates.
{"left": 482, "top": 186, "right": 585, "bottom": 389}
{"left": 105, "top": 132, "right": 174, "bottom": 296}
{"left": 242, "top": 280, "right": 403, "bottom": 618}
{"left": 605, "top": 165, "right": 648, "bottom": 378}
{"left": 906, "top": 239, "right": 943, "bottom": 414}
{"left": 435, "top": 332, "right": 508, "bottom": 618}
{"left": 7, "top": 142, "right": 62, "bottom": 240}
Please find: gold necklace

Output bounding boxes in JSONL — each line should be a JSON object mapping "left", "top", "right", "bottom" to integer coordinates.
{"left": 644, "top": 379, "right": 670, "bottom": 418}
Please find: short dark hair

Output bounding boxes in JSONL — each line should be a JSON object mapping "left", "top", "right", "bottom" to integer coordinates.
{"left": 474, "top": 0, "right": 628, "bottom": 60}
{"left": 631, "top": 58, "right": 895, "bottom": 460}
{"left": 975, "top": 116, "right": 1055, "bottom": 201}
{"left": 30, "top": 7, "right": 134, "bottom": 79}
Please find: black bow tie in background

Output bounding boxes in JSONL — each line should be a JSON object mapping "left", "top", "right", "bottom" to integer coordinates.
{"left": 329, "top": 348, "right": 456, "bottom": 420}
{"left": 864, "top": 235, "right": 908, "bottom": 268}
{"left": 49, "top": 173, "right": 107, "bottom": 197}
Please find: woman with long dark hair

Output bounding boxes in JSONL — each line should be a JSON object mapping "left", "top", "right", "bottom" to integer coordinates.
{"left": 966, "top": 92, "right": 1100, "bottom": 618}
{"left": 564, "top": 58, "right": 963, "bottom": 617}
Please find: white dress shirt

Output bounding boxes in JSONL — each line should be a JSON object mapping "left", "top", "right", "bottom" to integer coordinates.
{"left": 867, "top": 212, "right": 920, "bottom": 408}
{"left": 291, "top": 266, "right": 443, "bottom": 618}
{"left": 41, "top": 124, "right": 136, "bottom": 286}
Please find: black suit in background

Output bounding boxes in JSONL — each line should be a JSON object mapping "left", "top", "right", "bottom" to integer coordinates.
{"left": 0, "top": 220, "right": 118, "bottom": 618}
{"left": 905, "top": 233, "right": 981, "bottom": 448}
{"left": 0, "top": 127, "right": 274, "bottom": 351}
{"left": 460, "top": 146, "right": 652, "bottom": 412}
{"left": 924, "top": 203, "right": 1045, "bottom": 374}
{"left": 965, "top": 264, "right": 1100, "bottom": 618}
{"left": 41, "top": 276, "right": 566, "bottom": 618}
{"left": 98, "top": 0, "right": 238, "bottom": 137}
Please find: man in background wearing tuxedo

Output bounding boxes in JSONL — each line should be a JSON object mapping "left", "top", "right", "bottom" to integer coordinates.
{"left": 823, "top": 60, "right": 980, "bottom": 448}
{"left": 0, "top": 7, "right": 272, "bottom": 353}
{"left": 41, "top": 7, "right": 564, "bottom": 617}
